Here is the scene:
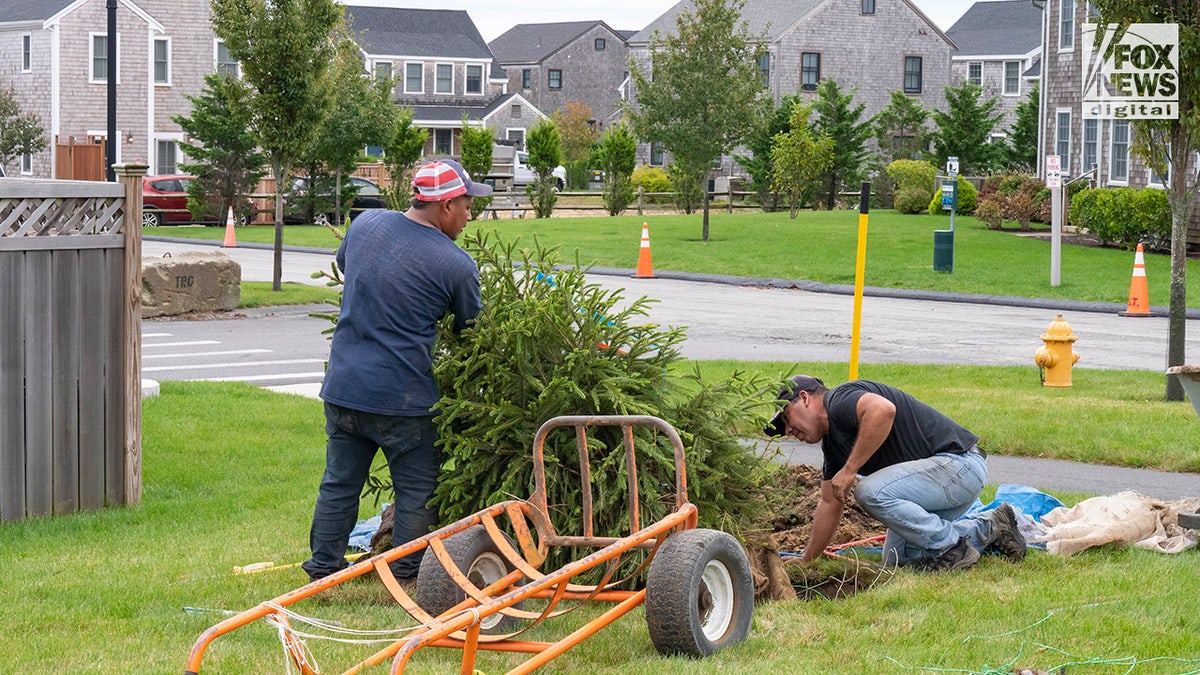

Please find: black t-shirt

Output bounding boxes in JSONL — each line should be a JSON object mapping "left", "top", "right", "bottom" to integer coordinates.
{"left": 821, "top": 381, "right": 980, "bottom": 480}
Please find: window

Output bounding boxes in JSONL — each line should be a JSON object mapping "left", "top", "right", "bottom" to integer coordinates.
{"left": 215, "top": 40, "right": 238, "bottom": 77}
{"left": 154, "top": 38, "right": 170, "bottom": 84}
{"left": 1059, "top": 0, "right": 1074, "bottom": 49}
{"left": 405, "top": 62, "right": 423, "bottom": 93}
{"left": 21, "top": 152, "right": 32, "bottom": 175}
{"left": 757, "top": 52, "right": 770, "bottom": 85}
{"left": 1110, "top": 119, "right": 1129, "bottom": 181}
{"left": 1082, "top": 119, "right": 1098, "bottom": 177}
{"left": 967, "top": 62, "right": 981, "bottom": 86}
{"left": 511, "top": 104, "right": 522, "bottom": 118}
{"left": 521, "top": 69, "right": 531, "bottom": 89}
{"left": 91, "top": 34, "right": 110, "bottom": 82}
{"left": 1004, "top": 61, "right": 1020, "bottom": 95}
{"left": 650, "top": 141, "right": 664, "bottom": 166}
{"left": 374, "top": 61, "right": 392, "bottom": 84}
{"left": 365, "top": 145, "right": 383, "bottom": 158}
{"left": 1055, "top": 111, "right": 1071, "bottom": 173}
{"left": 507, "top": 128, "right": 525, "bottom": 148}
{"left": 903, "top": 56, "right": 922, "bottom": 94}
{"left": 22, "top": 34, "right": 31, "bottom": 72}
{"left": 1150, "top": 143, "right": 1170, "bottom": 185}
{"left": 595, "top": 38, "right": 606, "bottom": 51}
{"left": 862, "top": 0, "right": 875, "bottom": 13}
{"left": 436, "top": 63, "right": 453, "bottom": 93}
{"left": 434, "top": 129, "right": 453, "bottom": 155}
{"left": 800, "top": 52, "right": 820, "bottom": 90}
{"left": 548, "top": 69, "right": 562, "bottom": 90}
{"left": 156, "top": 140, "right": 177, "bottom": 175}
{"left": 466, "top": 64, "right": 483, "bottom": 94}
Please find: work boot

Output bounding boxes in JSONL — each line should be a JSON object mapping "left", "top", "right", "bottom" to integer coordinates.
{"left": 984, "top": 502, "right": 1027, "bottom": 561}
{"left": 914, "top": 537, "right": 980, "bottom": 573}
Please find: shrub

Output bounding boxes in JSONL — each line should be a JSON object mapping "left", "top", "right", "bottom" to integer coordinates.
{"left": 885, "top": 160, "right": 937, "bottom": 212}
{"left": 894, "top": 189, "right": 931, "bottom": 215}
{"left": 975, "top": 198, "right": 1004, "bottom": 229}
{"left": 668, "top": 161, "right": 703, "bottom": 214}
{"left": 630, "top": 165, "right": 673, "bottom": 204}
{"left": 1069, "top": 187, "right": 1170, "bottom": 250}
{"left": 927, "top": 175, "right": 978, "bottom": 216}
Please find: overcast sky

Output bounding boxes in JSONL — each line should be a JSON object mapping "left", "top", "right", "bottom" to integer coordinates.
{"left": 342, "top": 0, "right": 981, "bottom": 43}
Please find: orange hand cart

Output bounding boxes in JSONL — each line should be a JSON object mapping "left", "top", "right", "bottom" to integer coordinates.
{"left": 184, "top": 415, "right": 754, "bottom": 674}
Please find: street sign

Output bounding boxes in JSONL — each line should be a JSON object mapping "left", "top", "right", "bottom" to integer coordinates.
{"left": 941, "top": 179, "right": 957, "bottom": 211}
{"left": 1046, "top": 155, "right": 1062, "bottom": 189}
{"left": 946, "top": 157, "right": 959, "bottom": 177}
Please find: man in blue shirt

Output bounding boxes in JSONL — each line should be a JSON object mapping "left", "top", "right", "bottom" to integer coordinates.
{"left": 302, "top": 159, "right": 487, "bottom": 583}
{"left": 766, "top": 375, "right": 1026, "bottom": 572}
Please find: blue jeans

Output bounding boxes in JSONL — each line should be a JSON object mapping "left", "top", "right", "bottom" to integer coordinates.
{"left": 302, "top": 402, "right": 441, "bottom": 581}
{"left": 853, "top": 451, "right": 989, "bottom": 565}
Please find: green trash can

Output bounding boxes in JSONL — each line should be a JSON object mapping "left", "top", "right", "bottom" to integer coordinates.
{"left": 933, "top": 229, "right": 954, "bottom": 272}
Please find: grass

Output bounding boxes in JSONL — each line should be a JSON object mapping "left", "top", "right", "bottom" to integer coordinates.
{"left": 239, "top": 281, "right": 339, "bottom": 308}
{"left": 156, "top": 210, "right": 1200, "bottom": 307}
{"left": 3, "top": 379, "right": 1200, "bottom": 673}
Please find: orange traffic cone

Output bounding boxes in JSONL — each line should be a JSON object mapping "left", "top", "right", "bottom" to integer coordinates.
{"left": 222, "top": 206, "right": 237, "bottom": 248}
{"left": 1118, "top": 243, "right": 1150, "bottom": 317}
{"left": 632, "top": 222, "right": 655, "bottom": 278}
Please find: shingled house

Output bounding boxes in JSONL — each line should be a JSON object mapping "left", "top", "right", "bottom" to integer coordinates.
{"left": 488, "top": 21, "right": 636, "bottom": 131}
{"left": 945, "top": 0, "right": 1042, "bottom": 136}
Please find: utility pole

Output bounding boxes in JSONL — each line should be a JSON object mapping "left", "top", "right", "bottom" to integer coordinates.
{"left": 106, "top": 0, "right": 117, "bottom": 182}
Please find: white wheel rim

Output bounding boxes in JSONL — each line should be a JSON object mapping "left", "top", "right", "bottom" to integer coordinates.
{"left": 143, "top": 213, "right": 158, "bottom": 227}
{"left": 468, "top": 552, "right": 508, "bottom": 630}
{"left": 698, "top": 560, "right": 735, "bottom": 641}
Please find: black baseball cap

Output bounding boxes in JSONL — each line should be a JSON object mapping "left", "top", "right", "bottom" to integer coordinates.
{"left": 764, "top": 375, "right": 826, "bottom": 437}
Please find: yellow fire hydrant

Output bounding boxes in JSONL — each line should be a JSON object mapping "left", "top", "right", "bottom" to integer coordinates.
{"left": 1034, "top": 314, "right": 1080, "bottom": 387}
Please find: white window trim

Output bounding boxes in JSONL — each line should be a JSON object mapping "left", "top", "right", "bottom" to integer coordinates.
{"left": 1055, "top": 108, "right": 1072, "bottom": 176}
{"left": 213, "top": 38, "right": 240, "bottom": 77}
{"left": 1003, "top": 61, "right": 1020, "bottom": 96}
{"left": 89, "top": 32, "right": 120, "bottom": 84}
{"left": 20, "top": 152, "right": 33, "bottom": 175}
{"left": 404, "top": 61, "right": 425, "bottom": 94}
{"left": 505, "top": 127, "right": 526, "bottom": 144}
{"left": 1058, "top": 0, "right": 1075, "bottom": 52}
{"left": 1108, "top": 119, "right": 1129, "bottom": 185}
{"left": 435, "top": 62, "right": 454, "bottom": 95}
{"left": 154, "top": 132, "right": 186, "bottom": 175}
{"left": 465, "top": 63, "right": 484, "bottom": 96}
{"left": 22, "top": 33, "right": 32, "bottom": 72}
{"left": 967, "top": 61, "right": 982, "bottom": 86}
{"left": 153, "top": 36, "right": 171, "bottom": 86}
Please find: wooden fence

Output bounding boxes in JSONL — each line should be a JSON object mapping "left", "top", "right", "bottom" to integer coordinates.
{"left": 0, "top": 165, "right": 146, "bottom": 521}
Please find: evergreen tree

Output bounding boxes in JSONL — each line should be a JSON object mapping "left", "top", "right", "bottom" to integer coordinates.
{"left": 458, "top": 121, "right": 495, "bottom": 219}
{"left": 380, "top": 108, "right": 427, "bottom": 210}
{"left": 930, "top": 81, "right": 1003, "bottom": 175}
{"left": 174, "top": 73, "right": 266, "bottom": 225}
{"left": 593, "top": 123, "right": 637, "bottom": 215}
{"left": 873, "top": 90, "right": 930, "bottom": 164}
{"left": 626, "top": 0, "right": 769, "bottom": 240}
{"left": 525, "top": 120, "right": 562, "bottom": 218}
{"left": 812, "top": 78, "right": 872, "bottom": 210}
{"left": 1006, "top": 81, "right": 1039, "bottom": 172}
{"left": 735, "top": 94, "right": 802, "bottom": 212}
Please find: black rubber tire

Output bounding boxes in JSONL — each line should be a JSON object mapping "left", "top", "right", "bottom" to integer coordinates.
{"left": 1179, "top": 512, "right": 1200, "bottom": 530}
{"left": 645, "top": 529, "right": 754, "bottom": 657}
{"left": 416, "top": 525, "right": 521, "bottom": 633}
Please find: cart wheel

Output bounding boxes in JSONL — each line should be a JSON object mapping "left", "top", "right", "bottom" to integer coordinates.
{"left": 417, "top": 525, "right": 521, "bottom": 632}
{"left": 645, "top": 529, "right": 753, "bottom": 657}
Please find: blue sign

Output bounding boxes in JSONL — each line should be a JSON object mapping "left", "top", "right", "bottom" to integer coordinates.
{"left": 941, "top": 180, "right": 957, "bottom": 211}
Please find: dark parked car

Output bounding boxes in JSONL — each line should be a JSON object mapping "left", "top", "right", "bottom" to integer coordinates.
{"left": 141, "top": 174, "right": 252, "bottom": 227}
{"left": 283, "top": 175, "right": 386, "bottom": 225}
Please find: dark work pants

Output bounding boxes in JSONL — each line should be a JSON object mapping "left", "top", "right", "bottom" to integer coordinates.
{"left": 302, "top": 402, "right": 440, "bottom": 581}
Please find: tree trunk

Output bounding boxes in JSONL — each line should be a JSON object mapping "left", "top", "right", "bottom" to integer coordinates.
{"left": 702, "top": 169, "right": 711, "bottom": 242}
{"left": 827, "top": 173, "right": 837, "bottom": 210}
{"left": 335, "top": 169, "right": 344, "bottom": 226}
{"left": 1165, "top": 126, "right": 1193, "bottom": 401}
{"left": 272, "top": 160, "right": 285, "bottom": 291}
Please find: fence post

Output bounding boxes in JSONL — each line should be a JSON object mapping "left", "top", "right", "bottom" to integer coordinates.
{"left": 637, "top": 186, "right": 644, "bottom": 215}
{"left": 114, "top": 163, "right": 148, "bottom": 505}
{"left": 727, "top": 180, "right": 733, "bottom": 214}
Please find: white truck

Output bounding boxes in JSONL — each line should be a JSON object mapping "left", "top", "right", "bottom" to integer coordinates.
{"left": 487, "top": 143, "right": 566, "bottom": 192}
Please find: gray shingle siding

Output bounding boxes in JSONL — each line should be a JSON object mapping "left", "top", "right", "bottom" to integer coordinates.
{"left": 947, "top": 0, "right": 1042, "bottom": 135}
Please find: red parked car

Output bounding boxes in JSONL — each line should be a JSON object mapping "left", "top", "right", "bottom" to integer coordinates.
{"left": 141, "top": 174, "right": 251, "bottom": 227}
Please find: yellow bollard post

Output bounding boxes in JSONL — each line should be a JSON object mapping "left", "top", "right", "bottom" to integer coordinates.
{"left": 849, "top": 182, "right": 870, "bottom": 381}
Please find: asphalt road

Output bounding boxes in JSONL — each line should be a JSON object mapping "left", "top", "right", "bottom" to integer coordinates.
{"left": 141, "top": 237, "right": 1200, "bottom": 499}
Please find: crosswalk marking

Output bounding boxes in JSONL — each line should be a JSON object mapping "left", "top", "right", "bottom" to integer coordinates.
{"left": 144, "top": 340, "right": 221, "bottom": 348}
{"left": 143, "top": 358, "right": 326, "bottom": 373}
{"left": 142, "top": 349, "right": 272, "bottom": 360}
{"left": 190, "top": 372, "right": 328, "bottom": 383}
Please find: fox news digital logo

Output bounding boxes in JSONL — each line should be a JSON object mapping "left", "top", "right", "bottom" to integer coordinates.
{"left": 1083, "top": 23, "right": 1178, "bottom": 119}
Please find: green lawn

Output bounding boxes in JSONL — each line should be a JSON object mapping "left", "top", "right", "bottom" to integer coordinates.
{"left": 156, "top": 209, "right": 1200, "bottom": 307}
{"left": 2, "top": 379, "right": 1199, "bottom": 673}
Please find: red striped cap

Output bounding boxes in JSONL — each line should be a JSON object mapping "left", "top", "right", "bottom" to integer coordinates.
{"left": 411, "top": 159, "right": 492, "bottom": 202}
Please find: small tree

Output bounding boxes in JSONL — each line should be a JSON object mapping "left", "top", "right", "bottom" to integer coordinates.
{"left": 736, "top": 94, "right": 802, "bottom": 212}
{"left": 873, "top": 90, "right": 930, "bottom": 164}
{"left": 667, "top": 161, "right": 704, "bottom": 214}
{"left": 381, "top": 107, "right": 428, "bottom": 210}
{"left": 812, "top": 78, "right": 872, "bottom": 210}
{"left": 458, "top": 121, "right": 495, "bottom": 219}
{"left": 626, "top": 0, "right": 769, "bottom": 240}
{"left": 174, "top": 73, "right": 266, "bottom": 224}
{"left": 0, "top": 85, "right": 47, "bottom": 172}
{"left": 554, "top": 101, "right": 598, "bottom": 190}
{"left": 770, "top": 104, "right": 834, "bottom": 217}
{"left": 1006, "top": 81, "right": 1039, "bottom": 172}
{"left": 211, "top": 0, "right": 342, "bottom": 290}
{"left": 593, "top": 124, "right": 637, "bottom": 215}
{"left": 930, "top": 81, "right": 1003, "bottom": 175}
{"left": 525, "top": 119, "right": 562, "bottom": 218}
